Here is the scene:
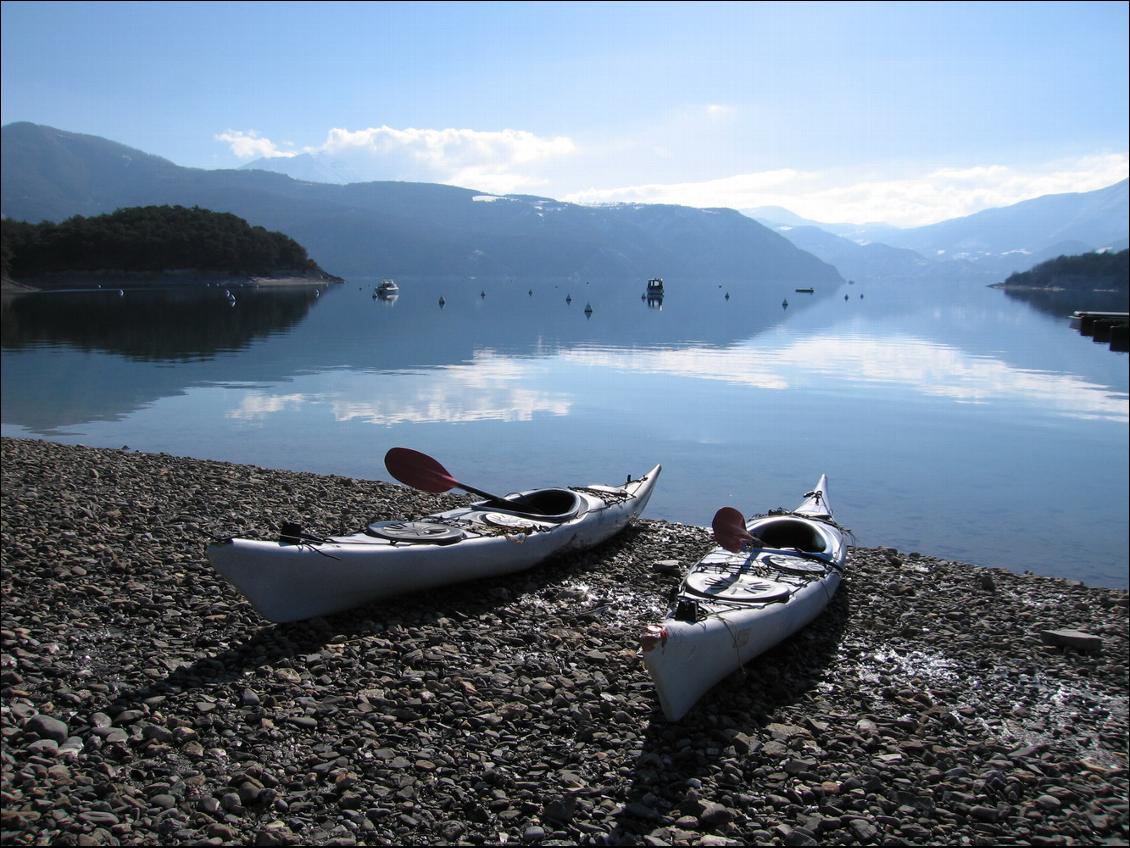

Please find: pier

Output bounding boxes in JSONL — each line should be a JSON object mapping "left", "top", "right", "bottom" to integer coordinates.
{"left": 1069, "top": 310, "right": 1129, "bottom": 352}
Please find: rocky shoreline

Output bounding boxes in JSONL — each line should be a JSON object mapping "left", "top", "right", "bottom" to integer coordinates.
{"left": 2, "top": 437, "right": 1127, "bottom": 846}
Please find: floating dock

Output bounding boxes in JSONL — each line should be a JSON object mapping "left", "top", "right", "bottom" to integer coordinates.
{"left": 1069, "top": 311, "right": 1129, "bottom": 352}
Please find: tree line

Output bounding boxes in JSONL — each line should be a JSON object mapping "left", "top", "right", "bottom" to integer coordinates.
{"left": 1, "top": 205, "right": 313, "bottom": 278}
{"left": 1001, "top": 249, "right": 1129, "bottom": 291}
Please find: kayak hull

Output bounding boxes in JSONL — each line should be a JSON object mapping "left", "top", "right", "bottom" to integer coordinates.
{"left": 641, "top": 474, "right": 846, "bottom": 721}
{"left": 207, "top": 465, "right": 660, "bottom": 622}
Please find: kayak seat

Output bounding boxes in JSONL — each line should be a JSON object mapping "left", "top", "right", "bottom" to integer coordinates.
{"left": 753, "top": 519, "right": 827, "bottom": 553}
{"left": 486, "top": 488, "right": 587, "bottom": 523}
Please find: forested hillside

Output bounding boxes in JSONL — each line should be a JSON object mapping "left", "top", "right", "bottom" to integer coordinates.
{"left": 998, "top": 249, "right": 1128, "bottom": 292}
{"left": 1, "top": 205, "right": 315, "bottom": 278}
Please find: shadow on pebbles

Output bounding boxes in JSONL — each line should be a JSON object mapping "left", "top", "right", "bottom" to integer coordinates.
{"left": 2, "top": 437, "right": 1127, "bottom": 846}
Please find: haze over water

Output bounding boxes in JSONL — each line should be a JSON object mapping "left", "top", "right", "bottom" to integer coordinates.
{"left": 2, "top": 273, "right": 1126, "bottom": 588}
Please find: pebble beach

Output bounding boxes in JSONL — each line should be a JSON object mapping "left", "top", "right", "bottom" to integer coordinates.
{"left": 2, "top": 436, "right": 1127, "bottom": 846}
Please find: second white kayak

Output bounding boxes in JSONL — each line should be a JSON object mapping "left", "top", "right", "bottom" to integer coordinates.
{"left": 641, "top": 474, "right": 848, "bottom": 721}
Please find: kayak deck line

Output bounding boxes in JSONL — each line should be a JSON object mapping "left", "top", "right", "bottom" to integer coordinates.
{"left": 661, "top": 545, "right": 835, "bottom": 621}
{"left": 218, "top": 473, "right": 658, "bottom": 551}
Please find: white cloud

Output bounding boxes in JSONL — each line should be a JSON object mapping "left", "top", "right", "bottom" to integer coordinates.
{"left": 214, "top": 129, "right": 296, "bottom": 160}
{"left": 215, "top": 124, "right": 576, "bottom": 193}
{"left": 792, "top": 155, "right": 1130, "bottom": 226}
{"left": 564, "top": 154, "right": 1129, "bottom": 226}
{"left": 567, "top": 168, "right": 813, "bottom": 208}
{"left": 320, "top": 126, "right": 574, "bottom": 165}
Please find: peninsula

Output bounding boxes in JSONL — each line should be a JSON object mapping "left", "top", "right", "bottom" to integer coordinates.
{"left": 990, "top": 249, "right": 1129, "bottom": 297}
{"left": 0, "top": 204, "right": 343, "bottom": 292}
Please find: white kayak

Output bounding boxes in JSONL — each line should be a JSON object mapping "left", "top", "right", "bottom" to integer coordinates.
{"left": 207, "top": 464, "right": 661, "bottom": 623}
{"left": 641, "top": 474, "right": 848, "bottom": 721}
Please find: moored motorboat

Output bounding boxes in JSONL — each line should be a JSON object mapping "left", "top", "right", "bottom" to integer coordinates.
{"left": 207, "top": 451, "right": 661, "bottom": 623}
{"left": 376, "top": 279, "right": 399, "bottom": 298}
{"left": 641, "top": 475, "right": 848, "bottom": 720}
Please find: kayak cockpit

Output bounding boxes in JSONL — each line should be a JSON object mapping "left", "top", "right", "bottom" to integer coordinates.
{"left": 752, "top": 517, "right": 829, "bottom": 553}
{"left": 479, "top": 488, "right": 587, "bottom": 523}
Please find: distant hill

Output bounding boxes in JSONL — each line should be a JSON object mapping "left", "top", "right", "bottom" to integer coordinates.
{"left": 750, "top": 222, "right": 947, "bottom": 283}
{"left": 749, "top": 180, "right": 1129, "bottom": 282}
{"left": 745, "top": 206, "right": 903, "bottom": 243}
{"left": 993, "top": 249, "right": 1129, "bottom": 293}
{"left": 0, "top": 122, "right": 841, "bottom": 284}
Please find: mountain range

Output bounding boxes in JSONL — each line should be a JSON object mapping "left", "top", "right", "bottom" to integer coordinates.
{"left": 3, "top": 122, "right": 1126, "bottom": 286}
{"left": 0, "top": 122, "right": 839, "bottom": 284}
{"left": 747, "top": 179, "right": 1129, "bottom": 282}
{"left": 246, "top": 145, "right": 1130, "bottom": 282}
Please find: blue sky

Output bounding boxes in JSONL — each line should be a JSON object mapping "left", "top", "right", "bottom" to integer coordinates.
{"left": 2, "top": 1, "right": 1127, "bottom": 226}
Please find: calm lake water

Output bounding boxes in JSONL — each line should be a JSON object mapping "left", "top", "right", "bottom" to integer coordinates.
{"left": 3, "top": 274, "right": 1127, "bottom": 587}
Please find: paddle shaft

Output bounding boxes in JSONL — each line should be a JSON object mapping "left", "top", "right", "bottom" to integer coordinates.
{"left": 454, "top": 481, "right": 511, "bottom": 505}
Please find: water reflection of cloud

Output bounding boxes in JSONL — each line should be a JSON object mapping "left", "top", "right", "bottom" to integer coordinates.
{"left": 229, "top": 393, "right": 307, "bottom": 419}
{"left": 561, "top": 335, "right": 1129, "bottom": 423}
{"left": 226, "top": 353, "right": 571, "bottom": 425}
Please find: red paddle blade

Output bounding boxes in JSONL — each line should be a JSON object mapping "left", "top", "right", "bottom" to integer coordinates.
{"left": 712, "top": 506, "right": 754, "bottom": 553}
{"left": 384, "top": 447, "right": 457, "bottom": 494}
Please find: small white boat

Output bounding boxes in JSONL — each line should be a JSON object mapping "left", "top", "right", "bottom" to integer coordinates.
{"left": 376, "top": 279, "right": 399, "bottom": 297}
{"left": 641, "top": 475, "right": 848, "bottom": 720}
{"left": 208, "top": 458, "right": 661, "bottom": 623}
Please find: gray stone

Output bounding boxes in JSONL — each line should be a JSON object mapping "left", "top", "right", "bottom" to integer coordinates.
{"left": 1040, "top": 629, "right": 1103, "bottom": 653}
{"left": 25, "top": 714, "right": 68, "bottom": 743}
{"left": 26, "top": 738, "right": 59, "bottom": 755}
{"left": 698, "top": 801, "right": 733, "bottom": 828}
{"left": 848, "top": 819, "right": 879, "bottom": 840}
